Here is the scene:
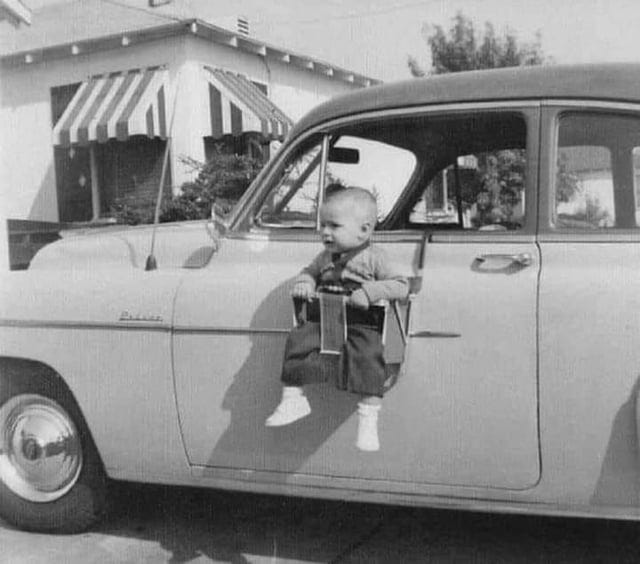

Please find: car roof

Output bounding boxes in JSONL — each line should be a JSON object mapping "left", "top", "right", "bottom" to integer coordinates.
{"left": 290, "top": 63, "right": 640, "bottom": 138}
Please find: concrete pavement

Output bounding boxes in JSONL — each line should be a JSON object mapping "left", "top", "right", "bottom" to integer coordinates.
{"left": 3, "top": 483, "right": 640, "bottom": 563}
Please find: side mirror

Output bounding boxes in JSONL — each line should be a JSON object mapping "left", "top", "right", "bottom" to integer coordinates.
{"left": 210, "top": 202, "right": 229, "bottom": 229}
{"left": 206, "top": 203, "right": 228, "bottom": 251}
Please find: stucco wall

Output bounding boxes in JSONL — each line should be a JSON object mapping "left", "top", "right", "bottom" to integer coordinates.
{"left": 183, "top": 38, "right": 359, "bottom": 123}
{"left": 0, "top": 36, "right": 186, "bottom": 222}
{"left": 0, "top": 33, "right": 363, "bottom": 226}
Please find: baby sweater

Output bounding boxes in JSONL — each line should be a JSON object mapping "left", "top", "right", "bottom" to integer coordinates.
{"left": 294, "top": 244, "right": 409, "bottom": 304}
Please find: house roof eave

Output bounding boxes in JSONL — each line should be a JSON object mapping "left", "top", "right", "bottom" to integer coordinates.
{"left": 0, "top": 17, "right": 382, "bottom": 87}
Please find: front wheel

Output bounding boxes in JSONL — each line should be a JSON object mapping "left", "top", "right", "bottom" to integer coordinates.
{"left": 0, "top": 374, "right": 107, "bottom": 533}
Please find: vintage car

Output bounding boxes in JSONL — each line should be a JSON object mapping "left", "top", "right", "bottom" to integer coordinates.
{"left": 3, "top": 63, "right": 640, "bottom": 533}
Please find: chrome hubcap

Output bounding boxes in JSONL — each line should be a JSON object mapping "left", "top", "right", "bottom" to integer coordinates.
{"left": 0, "top": 394, "right": 82, "bottom": 502}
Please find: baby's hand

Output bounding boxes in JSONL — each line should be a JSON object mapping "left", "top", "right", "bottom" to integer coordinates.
{"left": 292, "top": 282, "right": 315, "bottom": 301}
{"left": 348, "top": 289, "right": 370, "bottom": 310}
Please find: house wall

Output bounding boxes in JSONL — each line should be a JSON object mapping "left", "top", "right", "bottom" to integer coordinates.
{"left": 183, "top": 38, "right": 359, "bottom": 123}
{"left": 0, "top": 36, "right": 186, "bottom": 223}
{"left": 1, "top": 33, "right": 362, "bottom": 226}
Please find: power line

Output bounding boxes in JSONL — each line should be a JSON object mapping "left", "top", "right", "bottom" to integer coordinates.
{"left": 99, "top": 0, "right": 185, "bottom": 23}
{"left": 254, "top": 1, "right": 433, "bottom": 26}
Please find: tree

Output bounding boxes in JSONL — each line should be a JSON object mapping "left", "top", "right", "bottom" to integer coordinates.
{"left": 408, "top": 12, "right": 548, "bottom": 77}
{"left": 407, "top": 13, "right": 562, "bottom": 226}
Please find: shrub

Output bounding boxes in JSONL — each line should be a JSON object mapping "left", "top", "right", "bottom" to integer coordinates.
{"left": 159, "top": 148, "right": 263, "bottom": 222}
{"left": 109, "top": 146, "right": 264, "bottom": 224}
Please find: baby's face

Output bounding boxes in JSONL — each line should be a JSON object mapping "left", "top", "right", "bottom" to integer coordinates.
{"left": 319, "top": 199, "right": 371, "bottom": 253}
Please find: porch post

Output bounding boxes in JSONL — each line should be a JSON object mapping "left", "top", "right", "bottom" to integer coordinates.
{"left": 89, "top": 144, "right": 100, "bottom": 220}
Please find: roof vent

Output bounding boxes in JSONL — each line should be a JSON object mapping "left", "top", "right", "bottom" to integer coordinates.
{"left": 148, "top": 0, "right": 171, "bottom": 7}
{"left": 237, "top": 16, "right": 249, "bottom": 36}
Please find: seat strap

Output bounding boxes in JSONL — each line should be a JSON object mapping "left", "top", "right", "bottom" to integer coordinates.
{"left": 319, "top": 293, "right": 347, "bottom": 355}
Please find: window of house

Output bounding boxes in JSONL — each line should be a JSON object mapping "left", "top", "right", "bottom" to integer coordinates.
{"left": 51, "top": 81, "right": 171, "bottom": 223}
{"left": 203, "top": 81, "right": 271, "bottom": 164}
{"left": 554, "top": 112, "right": 640, "bottom": 229}
{"left": 54, "top": 145, "right": 93, "bottom": 222}
{"left": 54, "top": 138, "right": 170, "bottom": 223}
{"left": 96, "top": 138, "right": 171, "bottom": 217}
{"left": 51, "top": 84, "right": 90, "bottom": 222}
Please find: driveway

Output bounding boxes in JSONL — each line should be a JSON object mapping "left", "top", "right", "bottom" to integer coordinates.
{"left": 3, "top": 482, "right": 640, "bottom": 563}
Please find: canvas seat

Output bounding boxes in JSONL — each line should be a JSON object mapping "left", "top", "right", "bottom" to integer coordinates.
{"left": 292, "top": 276, "right": 420, "bottom": 391}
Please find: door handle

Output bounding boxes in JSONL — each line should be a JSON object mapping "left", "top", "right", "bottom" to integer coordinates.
{"left": 476, "top": 253, "right": 533, "bottom": 266}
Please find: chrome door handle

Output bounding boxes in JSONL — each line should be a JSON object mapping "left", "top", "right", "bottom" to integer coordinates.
{"left": 476, "top": 253, "right": 533, "bottom": 266}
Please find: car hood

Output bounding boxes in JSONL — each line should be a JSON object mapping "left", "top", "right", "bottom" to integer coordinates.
{"left": 29, "top": 221, "right": 218, "bottom": 271}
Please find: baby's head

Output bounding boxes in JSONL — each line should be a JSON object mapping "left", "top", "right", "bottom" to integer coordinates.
{"left": 319, "top": 186, "right": 377, "bottom": 253}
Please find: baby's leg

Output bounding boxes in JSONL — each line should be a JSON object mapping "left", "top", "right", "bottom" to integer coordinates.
{"left": 356, "top": 394, "right": 382, "bottom": 451}
{"left": 266, "top": 323, "right": 321, "bottom": 427}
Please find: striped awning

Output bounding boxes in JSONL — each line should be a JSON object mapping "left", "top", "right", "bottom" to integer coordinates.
{"left": 52, "top": 66, "right": 168, "bottom": 147}
{"left": 203, "top": 66, "right": 293, "bottom": 142}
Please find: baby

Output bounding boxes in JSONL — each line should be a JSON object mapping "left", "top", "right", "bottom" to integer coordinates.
{"left": 265, "top": 185, "right": 409, "bottom": 451}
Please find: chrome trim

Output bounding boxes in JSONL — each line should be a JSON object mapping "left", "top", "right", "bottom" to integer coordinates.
{"left": 0, "top": 394, "right": 82, "bottom": 503}
{"left": 411, "top": 331, "right": 461, "bottom": 338}
{"left": 430, "top": 233, "right": 537, "bottom": 244}
{"left": 0, "top": 318, "right": 293, "bottom": 335}
{"left": 476, "top": 253, "right": 533, "bottom": 266}
{"left": 173, "top": 325, "right": 290, "bottom": 335}
{"left": 540, "top": 99, "right": 640, "bottom": 111}
{"left": 0, "top": 319, "right": 172, "bottom": 332}
{"left": 317, "top": 134, "right": 330, "bottom": 230}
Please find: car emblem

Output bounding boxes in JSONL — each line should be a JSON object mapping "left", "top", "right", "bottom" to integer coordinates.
{"left": 119, "top": 311, "right": 163, "bottom": 322}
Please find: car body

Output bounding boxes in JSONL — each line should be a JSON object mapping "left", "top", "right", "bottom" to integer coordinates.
{"left": 3, "top": 63, "right": 640, "bottom": 532}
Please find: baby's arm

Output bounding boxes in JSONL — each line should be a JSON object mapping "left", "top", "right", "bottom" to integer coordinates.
{"left": 292, "top": 278, "right": 316, "bottom": 300}
{"left": 291, "top": 252, "right": 324, "bottom": 300}
{"left": 360, "top": 249, "right": 410, "bottom": 304}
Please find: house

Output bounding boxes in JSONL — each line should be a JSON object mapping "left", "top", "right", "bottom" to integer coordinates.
{"left": 0, "top": 0, "right": 379, "bottom": 238}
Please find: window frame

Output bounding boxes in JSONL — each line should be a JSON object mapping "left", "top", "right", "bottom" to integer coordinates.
{"left": 539, "top": 101, "right": 640, "bottom": 242}
{"left": 230, "top": 101, "right": 541, "bottom": 241}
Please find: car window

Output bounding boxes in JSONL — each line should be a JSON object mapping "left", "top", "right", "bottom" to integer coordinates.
{"left": 255, "top": 132, "right": 416, "bottom": 228}
{"left": 256, "top": 138, "right": 322, "bottom": 228}
{"left": 554, "top": 112, "right": 640, "bottom": 229}
{"left": 409, "top": 148, "right": 526, "bottom": 231}
{"left": 254, "top": 111, "right": 528, "bottom": 231}
{"left": 326, "top": 136, "right": 416, "bottom": 221}
{"left": 405, "top": 112, "right": 528, "bottom": 231}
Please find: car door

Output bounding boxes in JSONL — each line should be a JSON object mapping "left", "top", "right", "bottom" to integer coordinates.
{"left": 172, "top": 103, "right": 541, "bottom": 491}
{"left": 536, "top": 105, "right": 640, "bottom": 505}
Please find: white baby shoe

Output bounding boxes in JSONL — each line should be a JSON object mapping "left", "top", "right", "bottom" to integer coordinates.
{"left": 265, "top": 387, "right": 311, "bottom": 426}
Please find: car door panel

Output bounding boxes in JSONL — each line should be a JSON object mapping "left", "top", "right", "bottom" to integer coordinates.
{"left": 172, "top": 235, "right": 419, "bottom": 476}
{"left": 173, "top": 233, "right": 540, "bottom": 489}
{"left": 402, "top": 238, "right": 541, "bottom": 488}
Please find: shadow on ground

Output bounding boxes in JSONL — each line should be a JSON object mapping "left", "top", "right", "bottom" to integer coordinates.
{"left": 97, "top": 482, "right": 640, "bottom": 563}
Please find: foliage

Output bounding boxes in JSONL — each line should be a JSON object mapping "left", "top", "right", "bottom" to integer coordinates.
{"left": 408, "top": 12, "right": 548, "bottom": 77}
{"left": 160, "top": 149, "right": 263, "bottom": 222}
{"left": 555, "top": 153, "right": 580, "bottom": 203}
{"left": 407, "top": 12, "right": 566, "bottom": 224}
{"left": 110, "top": 147, "right": 264, "bottom": 224}
{"left": 109, "top": 197, "right": 155, "bottom": 226}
